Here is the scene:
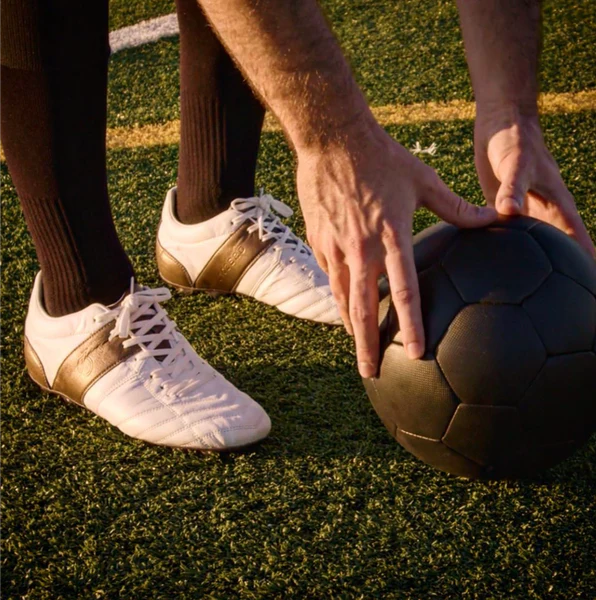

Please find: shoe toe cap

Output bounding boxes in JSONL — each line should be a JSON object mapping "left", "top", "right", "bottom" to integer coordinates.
{"left": 194, "top": 404, "right": 272, "bottom": 450}
{"left": 281, "top": 286, "right": 342, "bottom": 325}
{"left": 91, "top": 373, "right": 271, "bottom": 451}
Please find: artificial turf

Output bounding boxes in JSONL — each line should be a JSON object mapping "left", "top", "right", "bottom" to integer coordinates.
{"left": 2, "top": 0, "right": 596, "bottom": 598}
{"left": 107, "top": 0, "right": 596, "bottom": 129}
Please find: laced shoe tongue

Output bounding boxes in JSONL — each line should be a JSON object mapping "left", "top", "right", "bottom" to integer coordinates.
{"left": 264, "top": 213, "right": 299, "bottom": 246}
{"left": 132, "top": 311, "right": 172, "bottom": 362}
{"left": 233, "top": 194, "right": 310, "bottom": 255}
{"left": 114, "top": 286, "right": 171, "bottom": 363}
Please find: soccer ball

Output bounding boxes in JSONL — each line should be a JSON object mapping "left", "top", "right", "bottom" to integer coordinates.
{"left": 363, "top": 216, "right": 596, "bottom": 479}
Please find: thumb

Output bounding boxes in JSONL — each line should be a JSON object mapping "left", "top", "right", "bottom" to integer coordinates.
{"left": 425, "top": 186, "right": 497, "bottom": 229}
{"left": 494, "top": 171, "right": 528, "bottom": 216}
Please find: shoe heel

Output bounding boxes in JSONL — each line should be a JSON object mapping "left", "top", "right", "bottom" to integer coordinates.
{"left": 156, "top": 239, "right": 194, "bottom": 290}
{"left": 24, "top": 336, "right": 50, "bottom": 390}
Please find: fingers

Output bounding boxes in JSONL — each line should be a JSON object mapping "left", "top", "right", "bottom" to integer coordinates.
{"left": 310, "top": 244, "right": 329, "bottom": 275}
{"left": 494, "top": 164, "right": 529, "bottom": 215}
{"left": 348, "top": 263, "right": 381, "bottom": 378}
{"left": 424, "top": 181, "right": 497, "bottom": 228}
{"left": 328, "top": 260, "right": 353, "bottom": 335}
{"left": 384, "top": 226, "right": 425, "bottom": 361}
{"left": 531, "top": 180, "right": 596, "bottom": 258}
{"left": 565, "top": 215, "right": 596, "bottom": 258}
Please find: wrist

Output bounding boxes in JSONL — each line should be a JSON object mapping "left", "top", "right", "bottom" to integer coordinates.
{"left": 476, "top": 99, "right": 539, "bottom": 125}
{"left": 293, "top": 106, "right": 383, "bottom": 157}
{"left": 475, "top": 102, "right": 542, "bottom": 145}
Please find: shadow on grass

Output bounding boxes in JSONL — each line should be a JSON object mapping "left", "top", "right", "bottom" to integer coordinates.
{"left": 2, "top": 335, "right": 594, "bottom": 490}
{"left": 222, "top": 361, "right": 596, "bottom": 483}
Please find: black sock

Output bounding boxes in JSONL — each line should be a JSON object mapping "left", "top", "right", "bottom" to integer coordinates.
{"left": 174, "top": 0, "right": 266, "bottom": 225}
{"left": 0, "top": 0, "right": 134, "bottom": 317}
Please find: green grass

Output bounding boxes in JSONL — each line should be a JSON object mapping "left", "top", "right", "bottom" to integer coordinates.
{"left": 107, "top": 0, "right": 596, "bottom": 129}
{"left": 2, "top": 0, "right": 596, "bottom": 598}
{"left": 109, "top": 0, "right": 174, "bottom": 30}
{"left": 3, "top": 114, "right": 596, "bottom": 598}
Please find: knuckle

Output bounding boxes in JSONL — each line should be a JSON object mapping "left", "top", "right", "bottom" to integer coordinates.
{"left": 421, "top": 171, "right": 442, "bottom": 196}
{"left": 380, "top": 226, "right": 400, "bottom": 249}
{"left": 358, "top": 350, "right": 376, "bottom": 364}
{"left": 329, "top": 285, "right": 348, "bottom": 308}
{"left": 347, "top": 235, "right": 374, "bottom": 261}
{"left": 355, "top": 340, "right": 376, "bottom": 358}
{"left": 335, "top": 295, "right": 349, "bottom": 311}
{"left": 349, "top": 304, "right": 374, "bottom": 323}
{"left": 392, "top": 286, "right": 417, "bottom": 306}
{"left": 454, "top": 195, "right": 471, "bottom": 218}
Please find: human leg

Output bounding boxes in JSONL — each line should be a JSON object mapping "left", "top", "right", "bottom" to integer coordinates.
{"left": 0, "top": 0, "right": 133, "bottom": 316}
{"left": 174, "top": 0, "right": 265, "bottom": 224}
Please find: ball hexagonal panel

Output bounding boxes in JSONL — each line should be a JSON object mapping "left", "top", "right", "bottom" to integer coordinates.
{"left": 418, "top": 265, "right": 465, "bottom": 352}
{"left": 530, "top": 222, "right": 596, "bottom": 295}
{"left": 413, "top": 221, "right": 459, "bottom": 272}
{"left": 437, "top": 304, "right": 546, "bottom": 406}
{"left": 442, "top": 405, "right": 526, "bottom": 473}
{"left": 519, "top": 353, "right": 596, "bottom": 445}
{"left": 363, "top": 342, "right": 459, "bottom": 440}
{"left": 394, "top": 429, "right": 484, "bottom": 478}
{"left": 523, "top": 272, "right": 596, "bottom": 354}
{"left": 377, "top": 266, "right": 464, "bottom": 352}
{"left": 442, "top": 228, "right": 551, "bottom": 303}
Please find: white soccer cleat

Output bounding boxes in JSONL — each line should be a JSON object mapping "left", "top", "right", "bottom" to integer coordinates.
{"left": 24, "top": 273, "right": 271, "bottom": 450}
{"left": 156, "top": 187, "right": 341, "bottom": 325}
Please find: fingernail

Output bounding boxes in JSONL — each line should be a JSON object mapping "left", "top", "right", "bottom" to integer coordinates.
{"left": 406, "top": 342, "right": 424, "bottom": 360}
{"left": 358, "top": 361, "right": 376, "bottom": 378}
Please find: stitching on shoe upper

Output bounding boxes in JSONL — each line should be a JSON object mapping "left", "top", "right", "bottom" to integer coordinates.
{"left": 274, "top": 284, "right": 331, "bottom": 310}
{"left": 97, "top": 372, "right": 152, "bottom": 411}
{"left": 115, "top": 404, "right": 176, "bottom": 429}
{"left": 236, "top": 240, "right": 280, "bottom": 296}
{"left": 155, "top": 420, "right": 261, "bottom": 446}
{"left": 94, "top": 370, "right": 145, "bottom": 413}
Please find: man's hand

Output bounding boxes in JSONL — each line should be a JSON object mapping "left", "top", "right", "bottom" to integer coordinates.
{"left": 297, "top": 123, "right": 497, "bottom": 377}
{"left": 475, "top": 111, "right": 596, "bottom": 257}
{"left": 457, "top": 0, "right": 595, "bottom": 257}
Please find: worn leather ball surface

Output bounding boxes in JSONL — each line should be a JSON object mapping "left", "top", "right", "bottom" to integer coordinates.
{"left": 363, "top": 216, "right": 596, "bottom": 479}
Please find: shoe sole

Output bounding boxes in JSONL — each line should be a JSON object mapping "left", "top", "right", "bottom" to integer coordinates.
{"left": 159, "top": 271, "right": 226, "bottom": 298}
{"left": 26, "top": 372, "right": 267, "bottom": 453}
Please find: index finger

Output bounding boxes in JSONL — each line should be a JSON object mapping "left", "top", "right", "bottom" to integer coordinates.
{"left": 384, "top": 227, "right": 425, "bottom": 360}
{"left": 348, "top": 264, "right": 381, "bottom": 378}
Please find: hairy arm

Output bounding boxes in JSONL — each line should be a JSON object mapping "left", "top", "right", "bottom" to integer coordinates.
{"left": 199, "top": 0, "right": 496, "bottom": 375}
{"left": 196, "top": 0, "right": 374, "bottom": 151}
{"left": 457, "top": 0, "right": 540, "bottom": 114}
{"left": 457, "top": 0, "right": 594, "bottom": 254}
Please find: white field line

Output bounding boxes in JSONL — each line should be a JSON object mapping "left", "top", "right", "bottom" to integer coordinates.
{"left": 109, "top": 13, "right": 179, "bottom": 53}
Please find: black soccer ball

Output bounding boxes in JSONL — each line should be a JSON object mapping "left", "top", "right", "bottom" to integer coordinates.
{"left": 363, "top": 216, "right": 596, "bottom": 479}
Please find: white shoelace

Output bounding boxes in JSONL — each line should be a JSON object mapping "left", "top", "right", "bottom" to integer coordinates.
{"left": 230, "top": 191, "right": 311, "bottom": 258}
{"left": 95, "top": 280, "right": 205, "bottom": 398}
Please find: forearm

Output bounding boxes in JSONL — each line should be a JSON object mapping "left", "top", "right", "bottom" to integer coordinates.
{"left": 456, "top": 0, "right": 541, "bottom": 117}
{"left": 197, "top": 0, "right": 375, "bottom": 152}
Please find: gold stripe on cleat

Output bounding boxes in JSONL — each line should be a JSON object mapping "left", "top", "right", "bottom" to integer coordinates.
{"left": 157, "top": 222, "right": 276, "bottom": 295}
{"left": 25, "top": 323, "right": 141, "bottom": 406}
